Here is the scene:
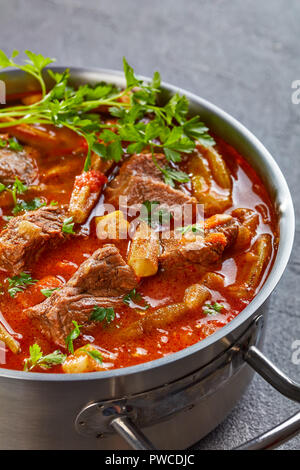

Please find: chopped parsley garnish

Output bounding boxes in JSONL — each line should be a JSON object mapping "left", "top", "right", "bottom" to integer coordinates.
{"left": 0, "top": 136, "right": 23, "bottom": 152}
{"left": 123, "top": 288, "right": 150, "bottom": 311}
{"left": 7, "top": 272, "right": 37, "bottom": 297}
{"left": 11, "top": 177, "right": 28, "bottom": 203}
{"left": 12, "top": 197, "right": 46, "bottom": 215}
{"left": 140, "top": 200, "right": 173, "bottom": 229}
{"left": 65, "top": 320, "right": 83, "bottom": 354}
{"left": 40, "top": 287, "right": 60, "bottom": 298}
{"left": 90, "top": 306, "right": 115, "bottom": 325}
{"left": 24, "top": 343, "right": 66, "bottom": 371}
{"left": 83, "top": 347, "right": 103, "bottom": 365}
{"left": 203, "top": 302, "right": 224, "bottom": 316}
{"left": 62, "top": 216, "right": 75, "bottom": 234}
{"left": 0, "top": 177, "right": 28, "bottom": 208}
{"left": 0, "top": 50, "right": 215, "bottom": 181}
{"left": 176, "top": 223, "right": 204, "bottom": 235}
{"left": 159, "top": 166, "right": 190, "bottom": 188}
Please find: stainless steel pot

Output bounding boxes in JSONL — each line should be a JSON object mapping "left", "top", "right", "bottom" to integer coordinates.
{"left": 0, "top": 68, "right": 298, "bottom": 450}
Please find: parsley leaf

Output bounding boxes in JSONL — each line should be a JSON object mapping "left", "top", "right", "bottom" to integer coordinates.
{"left": 123, "top": 57, "right": 142, "bottom": 89}
{"left": 84, "top": 347, "right": 103, "bottom": 365}
{"left": 123, "top": 288, "right": 149, "bottom": 311}
{"left": 7, "top": 272, "right": 37, "bottom": 297}
{"left": 0, "top": 49, "right": 54, "bottom": 96}
{"left": 140, "top": 200, "right": 173, "bottom": 229}
{"left": 62, "top": 216, "right": 75, "bottom": 234}
{"left": 8, "top": 137, "right": 23, "bottom": 152}
{"left": 12, "top": 197, "right": 46, "bottom": 215}
{"left": 203, "top": 302, "right": 224, "bottom": 316}
{"left": 159, "top": 167, "right": 190, "bottom": 188}
{"left": 65, "top": 320, "right": 83, "bottom": 354}
{"left": 24, "top": 343, "right": 66, "bottom": 371}
{"left": 40, "top": 287, "right": 60, "bottom": 298}
{"left": 90, "top": 306, "right": 115, "bottom": 325}
{"left": 176, "top": 223, "right": 204, "bottom": 235}
{"left": 0, "top": 136, "right": 23, "bottom": 151}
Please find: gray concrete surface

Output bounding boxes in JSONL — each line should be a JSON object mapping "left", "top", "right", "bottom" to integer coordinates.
{"left": 0, "top": 0, "right": 299, "bottom": 450}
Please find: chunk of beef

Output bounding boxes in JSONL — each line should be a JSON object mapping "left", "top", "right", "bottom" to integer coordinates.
{"left": 0, "top": 206, "right": 66, "bottom": 275}
{"left": 160, "top": 214, "right": 239, "bottom": 270}
{"left": 160, "top": 232, "right": 228, "bottom": 270}
{"left": 68, "top": 244, "right": 138, "bottom": 296}
{"left": 26, "top": 245, "right": 138, "bottom": 347}
{"left": 0, "top": 138, "right": 39, "bottom": 185}
{"left": 204, "top": 214, "right": 239, "bottom": 247}
{"left": 106, "top": 153, "right": 196, "bottom": 207}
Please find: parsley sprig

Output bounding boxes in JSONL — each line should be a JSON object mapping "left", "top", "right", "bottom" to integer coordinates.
{"left": 176, "top": 223, "right": 204, "bottom": 235}
{"left": 123, "top": 288, "right": 149, "bottom": 311}
{"left": 6, "top": 272, "right": 37, "bottom": 297}
{"left": 0, "top": 51, "right": 215, "bottom": 182}
{"left": 90, "top": 306, "right": 115, "bottom": 325}
{"left": 0, "top": 136, "right": 23, "bottom": 151}
{"left": 0, "top": 50, "right": 54, "bottom": 97}
{"left": 13, "top": 197, "right": 46, "bottom": 215}
{"left": 140, "top": 200, "right": 173, "bottom": 229}
{"left": 203, "top": 302, "right": 224, "bottom": 316}
{"left": 40, "top": 287, "right": 60, "bottom": 297}
{"left": 65, "top": 320, "right": 83, "bottom": 354}
{"left": 62, "top": 216, "right": 75, "bottom": 234}
{"left": 24, "top": 343, "right": 66, "bottom": 371}
{"left": 82, "top": 346, "right": 103, "bottom": 365}
{"left": 0, "top": 176, "right": 28, "bottom": 207}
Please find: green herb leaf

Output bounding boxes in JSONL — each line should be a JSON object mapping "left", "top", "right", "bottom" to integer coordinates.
{"left": 160, "top": 167, "right": 190, "bottom": 188}
{"left": 139, "top": 200, "right": 173, "bottom": 229}
{"left": 85, "top": 348, "right": 103, "bottom": 365}
{"left": 163, "top": 148, "right": 181, "bottom": 163}
{"left": 8, "top": 137, "right": 23, "bottom": 152}
{"left": 123, "top": 288, "right": 149, "bottom": 310}
{"left": 90, "top": 306, "right": 115, "bottom": 325}
{"left": 0, "top": 49, "right": 54, "bottom": 96}
{"left": 12, "top": 176, "right": 28, "bottom": 197}
{"left": 176, "top": 223, "right": 204, "bottom": 235}
{"left": 12, "top": 197, "right": 46, "bottom": 215}
{"left": 65, "top": 320, "right": 83, "bottom": 354}
{"left": 0, "top": 136, "right": 23, "bottom": 151}
{"left": 151, "top": 71, "right": 161, "bottom": 90}
{"left": 0, "top": 51, "right": 215, "bottom": 179}
{"left": 62, "top": 216, "right": 75, "bottom": 234}
{"left": 24, "top": 344, "right": 66, "bottom": 371}
{"left": 123, "top": 57, "right": 142, "bottom": 88}
{"left": 7, "top": 272, "right": 37, "bottom": 298}
{"left": 203, "top": 302, "right": 224, "bottom": 316}
{"left": 40, "top": 287, "right": 60, "bottom": 298}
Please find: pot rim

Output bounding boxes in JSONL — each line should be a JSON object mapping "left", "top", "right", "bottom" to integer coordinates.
{"left": 0, "top": 66, "right": 295, "bottom": 382}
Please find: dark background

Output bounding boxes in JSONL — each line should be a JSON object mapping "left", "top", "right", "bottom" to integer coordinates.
{"left": 0, "top": 0, "right": 299, "bottom": 450}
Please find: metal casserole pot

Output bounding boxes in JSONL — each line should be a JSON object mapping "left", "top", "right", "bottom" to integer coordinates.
{"left": 0, "top": 68, "right": 299, "bottom": 450}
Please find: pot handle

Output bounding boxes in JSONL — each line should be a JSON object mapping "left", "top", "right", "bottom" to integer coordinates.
{"left": 107, "top": 345, "right": 300, "bottom": 450}
{"left": 231, "top": 344, "right": 300, "bottom": 449}
{"left": 244, "top": 345, "right": 300, "bottom": 402}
